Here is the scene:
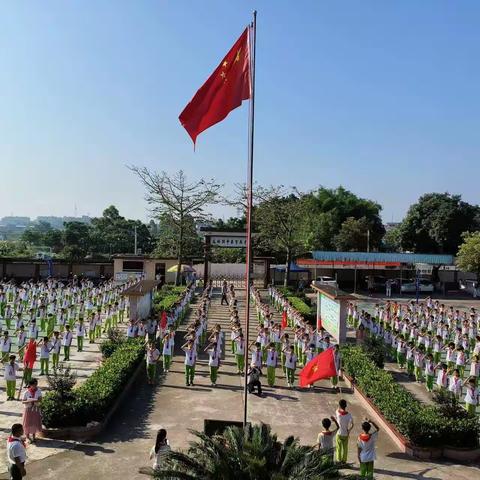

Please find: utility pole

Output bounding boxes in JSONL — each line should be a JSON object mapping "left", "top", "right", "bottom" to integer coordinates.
{"left": 134, "top": 226, "right": 138, "bottom": 255}
{"left": 367, "top": 229, "right": 370, "bottom": 253}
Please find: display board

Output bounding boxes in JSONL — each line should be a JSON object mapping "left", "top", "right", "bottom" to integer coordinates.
{"left": 316, "top": 290, "right": 348, "bottom": 343}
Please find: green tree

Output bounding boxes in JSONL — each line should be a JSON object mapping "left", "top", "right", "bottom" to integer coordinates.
{"left": 62, "top": 221, "right": 92, "bottom": 259}
{"left": 90, "top": 206, "right": 154, "bottom": 255}
{"left": 255, "top": 191, "right": 306, "bottom": 286}
{"left": 130, "top": 168, "right": 221, "bottom": 284}
{"left": 333, "top": 216, "right": 382, "bottom": 251}
{"left": 382, "top": 225, "right": 402, "bottom": 252}
{"left": 457, "top": 232, "right": 480, "bottom": 281}
{"left": 301, "top": 186, "right": 385, "bottom": 251}
{"left": 399, "top": 193, "right": 480, "bottom": 254}
{"left": 154, "top": 213, "right": 203, "bottom": 260}
{"left": 43, "top": 229, "right": 64, "bottom": 252}
{"left": 153, "top": 423, "right": 341, "bottom": 480}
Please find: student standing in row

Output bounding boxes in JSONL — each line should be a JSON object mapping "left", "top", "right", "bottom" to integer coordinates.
{"left": 62, "top": 325, "right": 73, "bottom": 361}
{"left": 357, "top": 419, "right": 380, "bottom": 479}
{"left": 182, "top": 340, "right": 197, "bottom": 387}
{"left": 317, "top": 416, "right": 339, "bottom": 461}
{"left": 335, "top": 399, "right": 354, "bottom": 463}
{"left": 4, "top": 354, "right": 20, "bottom": 401}
{"left": 146, "top": 341, "right": 161, "bottom": 385}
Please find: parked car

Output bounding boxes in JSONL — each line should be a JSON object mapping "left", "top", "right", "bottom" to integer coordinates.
{"left": 400, "top": 279, "right": 434, "bottom": 294}
{"left": 312, "top": 276, "right": 338, "bottom": 289}
{"left": 365, "top": 275, "right": 387, "bottom": 292}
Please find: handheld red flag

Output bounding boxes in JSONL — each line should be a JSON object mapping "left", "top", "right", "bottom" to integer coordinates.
{"left": 299, "top": 347, "right": 337, "bottom": 387}
{"left": 160, "top": 311, "right": 167, "bottom": 330}
{"left": 179, "top": 28, "right": 251, "bottom": 146}
{"left": 24, "top": 340, "right": 37, "bottom": 370}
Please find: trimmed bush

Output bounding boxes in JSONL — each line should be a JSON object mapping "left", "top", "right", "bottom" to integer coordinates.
{"left": 341, "top": 345, "right": 480, "bottom": 448}
{"left": 153, "top": 285, "right": 189, "bottom": 314}
{"left": 42, "top": 339, "right": 145, "bottom": 428}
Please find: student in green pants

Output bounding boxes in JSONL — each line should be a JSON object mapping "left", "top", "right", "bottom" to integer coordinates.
{"left": 335, "top": 399, "right": 354, "bottom": 463}
{"left": 51, "top": 332, "right": 61, "bottom": 369}
{"left": 234, "top": 334, "right": 245, "bottom": 374}
{"left": 62, "top": 325, "right": 73, "bottom": 361}
{"left": 265, "top": 343, "right": 278, "bottom": 387}
{"left": 284, "top": 345, "right": 297, "bottom": 388}
{"left": 76, "top": 318, "right": 86, "bottom": 352}
{"left": 357, "top": 419, "right": 379, "bottom": 479}
{"left": 39, "top": 336, "right": 51, "bottom": 376}
{"left": 182, "top": 340, "right": 197, "bottom": 386}
{"left": 4, "top": 355, "right": 20, "bottom": 401}
{"left": 146, "top": 341, "right": 161, "bottom": 385}
{"left": 205, "top": 342, "right": 219, "bottom": 387}
{"left": 161, "top": 332, "right": 173, "bottom": 373}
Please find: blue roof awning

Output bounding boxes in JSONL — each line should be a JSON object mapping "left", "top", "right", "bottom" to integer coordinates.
{"left": 311, "top": 251, "right": 454, "bottom": 265}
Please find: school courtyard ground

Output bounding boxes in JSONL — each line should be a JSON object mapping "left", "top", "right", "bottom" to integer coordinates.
{"left": 2, "top": 290, "right": 480, "bottom": 480}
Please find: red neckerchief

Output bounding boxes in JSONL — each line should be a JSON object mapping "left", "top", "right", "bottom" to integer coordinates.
{"left": 28, "top": 386, "right": 37, "bottom": 397}
{"left": 359, "top": 433, "right": 371, "bottom": 442}
{"left": 337, "top": 409, "right": 348, "bottom": 416}
{"left": 8, "top": 436, "right": 26, "bottom": 448}
{"left": 322, "top": 431, "right": 333, "bottom": 436}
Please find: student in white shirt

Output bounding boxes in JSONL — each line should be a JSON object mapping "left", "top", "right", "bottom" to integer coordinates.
{"left": 284, "top": 345, "right": 297, "bottom": 388}
{"left": 7, "top": 423, "right": 27, "bottom": 479}
{"left": 162, "top": 332, "right": 174, "bottom": 373}
{"left": 75, "top": 318, "right": 87, "bottom": 352}
{"left": 62, "top": 325, "right": 73, "bottom": 361}
{"left": 464, "top": 376, "right": 479, "bottom": 416}
{"left": 317, "top": 416, "right": 339, "bottom": 459}
{"left": 39, "top": 336, "right": 51, "bottom": 376}
{"left": 335, "top": 399, "right": 354, "bottom": 463}
{"left": 4, "top": 354, "right": 20, "bottom": 401}
{"left": 1, "top": 331, "right": 12, "bottom": 363}
{"left": 205, "top": 341, "right": 220, "bottom": 387}
{"left": 126, "top": 320, "right": 138, "bottom": 339}
{"left": 146, "top": 341, "right": 161, "bottom": 385}
{"left": 181, "top": 340, "right": 197, "bottom": 386}
{"left": 50, "top": 331, "right": 62, "bottom": 369}
{"left": 357, "top": 419, "right": 380, "bottom": 478}
{"left": 265, "top": 342, "right": 278, "bottom": 387}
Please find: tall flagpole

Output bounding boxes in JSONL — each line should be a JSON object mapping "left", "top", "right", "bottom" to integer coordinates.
{"left": 243, "top": 10, "right": 257, "bottom": 428}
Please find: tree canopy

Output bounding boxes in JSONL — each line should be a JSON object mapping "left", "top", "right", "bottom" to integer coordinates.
{"left": 457, "top": 232, "right": 480, "bottom": 280}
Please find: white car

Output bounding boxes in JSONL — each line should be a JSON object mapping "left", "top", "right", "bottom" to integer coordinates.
{"left": 312, "top": 276, "right": 338, "bottom": 289}
{"left": 400, "top": 280, "right": 434, "bottom": 293}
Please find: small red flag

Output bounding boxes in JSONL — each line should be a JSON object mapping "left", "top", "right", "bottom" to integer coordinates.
{"left": 299, "top": 347, "right": 337, "bottom": 387}
{"left": 179, "top": 28, "right": 251, "bottom": 145}
{"left": 24, "top": 340, "right": 37, "bottom": 369}
{"left": 160, "top": 311, "right": 167, "bottom": 330}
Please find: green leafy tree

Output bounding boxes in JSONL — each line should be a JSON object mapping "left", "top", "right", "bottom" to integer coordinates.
{"left": 334, "top": 216, "right": 383, "bottom": 252}
{"left": 399, "top": 193, "right": 480, "bottom": 254}
{"left": 130, "top": 168, "right": 221, "bottom": 284}
{"left": 457, "top": 232, "right": 480, "bottom": 280}
{"left": 153, "top": 423, "right": 341, "bottom": 480}
{"left": 62, "top": 221, "right": 92, "bottom": 259}
{"left": 382, "top": 225, "right": 402, "bottom": 252}
{"left": 301, "top": 187, "right": 385, "bottom": 251}
{"left": 255, "top": 190, "right": 306, "bottom": 286}
{"left": 43, "top": 229, "right": 64, "bottom": 252}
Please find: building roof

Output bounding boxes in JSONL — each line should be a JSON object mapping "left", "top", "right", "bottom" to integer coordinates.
{"left": 311, "top": 251, "right": 454, "bottom": 266}
{"left": 122, "top": 280, "right": 160, "bottom": 297}
{"left": 311, "top": 284, "right": 356, "bottom": 300}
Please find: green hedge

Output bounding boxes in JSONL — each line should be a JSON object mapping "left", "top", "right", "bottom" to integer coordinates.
{"left": 276, "top": 288, "right": 315, "bottom": 321}
{"left": 42, "top": 339, "right": 145, "bottom": 428}
{"left": 341, "top": 346, "right": 480, "bottom": 448}
{"left": 152, "top": 285, "right": 187, "bottom": 314}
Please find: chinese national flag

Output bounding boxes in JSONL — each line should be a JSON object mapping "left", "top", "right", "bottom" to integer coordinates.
{"left": 179, "top": 28, "right": 251, "bottom": 145}
{"left": 160, "top": 311, "right": 167, "bottom": 330}
{"left": 281, "top": 310, "right": 288, "bottom": 329}
{"left": 299, "top": 347, "right": 337, "bottom": 387}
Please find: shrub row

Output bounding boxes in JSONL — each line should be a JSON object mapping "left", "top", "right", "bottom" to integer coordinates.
{"left": 153, "top": 285, "right": 188, "bottom": 314}
{"left": 42, "top": 339, "right": 145, "bottom": 428}
{"left": 341, "top": 345, "right": 480, "bottom": 448}
{"left": 275, "top": 287, "right": 315, "bottom": 321}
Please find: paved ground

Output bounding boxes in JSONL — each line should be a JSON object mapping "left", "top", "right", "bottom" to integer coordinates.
{"left": 5, "top": 290, "right": 480, "bottom": 480}
{"left": 0, "top": 323, "right": 118, "bottom": 473}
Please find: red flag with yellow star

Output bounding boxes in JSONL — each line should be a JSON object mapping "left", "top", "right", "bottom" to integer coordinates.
{"left": 179, "top": 28, "right": 251, "bottom": 146}
{"left": 299, "top": 347, "right": 337, "bottom": 387}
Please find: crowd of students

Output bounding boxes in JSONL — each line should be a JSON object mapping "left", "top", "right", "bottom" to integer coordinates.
{"left": 349, "top": 298, "right": 480, "bottom": 415}
{"left": 0, "top": 278, "right": 134, "bottom": 401}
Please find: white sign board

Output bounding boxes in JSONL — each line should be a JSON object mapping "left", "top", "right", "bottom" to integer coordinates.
{"left": 317, "top": 292, "right": 348, "bottom": 343}
{"left": 210, "top": 235, "right": 247, "bottom": 248}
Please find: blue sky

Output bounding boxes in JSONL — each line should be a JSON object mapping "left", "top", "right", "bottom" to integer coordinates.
{"left": 1, "top": 1, "right": 479, "bottom": 223}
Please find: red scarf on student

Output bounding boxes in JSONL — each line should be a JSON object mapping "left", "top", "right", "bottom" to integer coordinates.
{"left": 359, "top": 433, "right": 371, "bottom": 442}
{"left": 27, "top": 386, "right": 37, "bottom": 398}
{"left": 337, "top": 409, "right": 348, "bottom": 416}
{"left": 8, "top": 436, "right": 26, "bottom": 448}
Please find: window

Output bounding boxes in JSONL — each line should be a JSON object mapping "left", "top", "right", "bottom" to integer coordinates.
{"left": 122, "top": 261, "right": 144, "bottom": 272}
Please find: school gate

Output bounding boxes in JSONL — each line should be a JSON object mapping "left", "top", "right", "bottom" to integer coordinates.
{"left": 198, "top": 227, "right": 273, "bottom": 288}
